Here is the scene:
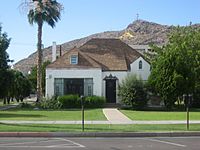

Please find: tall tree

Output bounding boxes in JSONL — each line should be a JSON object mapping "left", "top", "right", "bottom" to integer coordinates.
{"left": 13, "top": 70, "right": 31, "bottom": 102}
{"left": 148, "top": 26, "right": 200, "bottom": 109}
{"left": 0, "top": 24, "right": 11, "bottom": 100}
{"left": 28, "top": 60, "right": 51, "bottom": 95}
{"left": 22, "top": 0, "right": 63, "bottom": 102}
{"left": 0, "top": 25, "right": 10, "bottom": 70}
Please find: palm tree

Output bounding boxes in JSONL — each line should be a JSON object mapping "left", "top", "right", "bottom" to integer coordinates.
{"left": 22, "top": 0, "right": 63, "bottom": 102}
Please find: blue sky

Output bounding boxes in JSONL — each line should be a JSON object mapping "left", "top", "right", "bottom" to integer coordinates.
{"left": 0, "top": 0, "right": 199, "bottom": 63}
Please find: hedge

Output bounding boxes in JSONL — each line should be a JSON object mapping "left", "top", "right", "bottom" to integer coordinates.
{"left": 58, "top": 95, "right": 106, "bottom": 108}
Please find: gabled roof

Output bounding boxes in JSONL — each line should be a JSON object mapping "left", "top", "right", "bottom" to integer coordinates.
{"left": 47, "top": 47, "right": 101, "bottom": 69}
{"left": 47, "top": 38, "right": 142, "bottom": 71}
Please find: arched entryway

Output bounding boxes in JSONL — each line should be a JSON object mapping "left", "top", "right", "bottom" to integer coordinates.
{"left": 104, "top": 74, "right": 118, "bottom": 103}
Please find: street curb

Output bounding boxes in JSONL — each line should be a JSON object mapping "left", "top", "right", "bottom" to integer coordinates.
{"left": 0, "top": 132, "right": 200, "bottom": 137}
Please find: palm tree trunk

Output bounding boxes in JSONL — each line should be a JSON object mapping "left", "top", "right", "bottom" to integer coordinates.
{"left": 36, "top": 19, "right": 43, "bottom": 102}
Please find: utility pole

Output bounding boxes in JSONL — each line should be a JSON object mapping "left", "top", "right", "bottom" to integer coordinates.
{"left": 81, "top": 95, "right": 85, "bottom": 132}
{"left": 183, "top": 94, "right": 192, "bottom": 130}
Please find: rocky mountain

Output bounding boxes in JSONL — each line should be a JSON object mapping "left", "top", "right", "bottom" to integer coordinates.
{"left": 13, "top": 20, "right": 177, "bottom": 74}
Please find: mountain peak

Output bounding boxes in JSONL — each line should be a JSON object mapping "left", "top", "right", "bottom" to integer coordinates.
{"left": 125, "top": 19, "right": 169, "bottom": 35}
{"left": 127, "top": 19, "right": 163, "bottom": 28}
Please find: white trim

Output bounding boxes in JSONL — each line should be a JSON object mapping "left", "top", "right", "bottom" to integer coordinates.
{"left": 70, "top": 55, "right": 78, "bottom": 64}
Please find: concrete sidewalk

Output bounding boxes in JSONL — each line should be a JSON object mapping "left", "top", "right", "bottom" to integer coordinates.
{"left": 1, "top": 120, "right": 200, "bottom": 125}
{"left": 103, "top": 108, "right": 132, "bottom": 123}
{"left": 0, "top": 104, "right": 18, "bottom": 110}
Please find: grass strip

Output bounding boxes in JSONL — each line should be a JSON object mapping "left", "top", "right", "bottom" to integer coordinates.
{"left": 120, "top": 110, "right": 200, "bottom": 121}
{"left": 0, "top": 109, "right": 106, "bottom": 121}
{"left": 0, "top": 123, "right": 199, "bottom": 132}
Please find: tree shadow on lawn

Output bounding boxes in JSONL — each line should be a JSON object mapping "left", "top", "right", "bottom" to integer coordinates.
{"left": 0, "top": 113, "right": 44, "bottom": 119}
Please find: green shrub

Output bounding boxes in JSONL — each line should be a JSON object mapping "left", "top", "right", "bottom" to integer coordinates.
{"left": 58, "top": 95, "right": 80, "bottom": 108}
{"left": 19, "top": 102, "right": 34, "bottom": 109}
{"left": 84, "top": 96, "right": 106, "bottom": 108}
{"left": 118, "top": 74, "right": 148, "bottom": 109}
{"left": 40, "top": 96, "right": 62, "bottom": 109}
{"left": 57, "top": 95, "right": 105, "bottom": 108}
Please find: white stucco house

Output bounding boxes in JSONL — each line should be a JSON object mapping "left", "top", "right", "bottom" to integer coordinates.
{"left": 46, "top": 38, "right": 151, "bottom": 103}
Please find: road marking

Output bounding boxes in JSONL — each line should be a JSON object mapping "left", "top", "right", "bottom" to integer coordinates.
{"left": 47, "top": 143, "right": 76, "bottom": 147}
{"left": 0, "top": 145, "right": 83, "bottom": 148}
{"left": 69, "top": 137, "right": 147, "bottom": 140}
{"left": 148, "top": 139, "right": 186, "bottom": 147}
{"left": 0, "top": 139, "right": 61, "bottom": 146}
{"left": 0, "top": 138, "right": 85, "bottom": 148}
{"left": 56, "top": 138, "right": 85, "bottom": 148}
{"left": 158, "top": 136, "right": 200, "bottom": 139}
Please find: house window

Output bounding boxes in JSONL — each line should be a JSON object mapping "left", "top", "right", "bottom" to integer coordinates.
{"left": 54, "top": 78, "right": 93, "bottom": 97}
{"left": 54, "top": 78, "right": 64, "bottom": 96}
{"left": 64, "top": 78, "right": 84, "bottom": 96}
{"left": 88, "top": 86, "right": 92, "bottom": 96}
{"left": 84, "top": 78, "right": 93, "bottom": 96}
{"left": 139, "top": 60, "right": 142, "bottom": 69}
{"left": 70, "top": 55, "right": 78, "bottom": 64}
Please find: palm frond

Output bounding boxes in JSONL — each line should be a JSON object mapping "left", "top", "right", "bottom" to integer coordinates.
{"left": 26, "top": 0, "right": 63, "bottom": 28}
{"left": 19, "top": 0, "right": 34, "bottom": 15}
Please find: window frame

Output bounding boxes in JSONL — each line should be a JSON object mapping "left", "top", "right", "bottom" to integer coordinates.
{"left": 139, "top": 60, "right": 143, "bottom": 69}
{"left": 70, "top": 55, "right": 78, "bottom": 64}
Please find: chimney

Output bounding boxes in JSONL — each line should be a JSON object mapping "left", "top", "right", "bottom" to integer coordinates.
{"left": 52, "top": 42, "right": 56, "bottom": 62}
{"left": 59, "top": 45, "right": 62, "bottom": 57}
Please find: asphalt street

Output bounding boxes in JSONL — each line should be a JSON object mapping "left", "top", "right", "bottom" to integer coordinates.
{"left": 0, "top": 136, "right": 200, "bottom": 150}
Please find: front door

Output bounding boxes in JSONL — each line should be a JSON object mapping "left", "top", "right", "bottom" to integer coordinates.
{"left": 106, "top": 79, "right": 116, "bottom": 103}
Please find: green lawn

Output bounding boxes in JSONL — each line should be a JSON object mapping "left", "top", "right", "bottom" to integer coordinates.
{"left": 120, "top": 109, "right": 200, "bottom": 120}
{"left": 0, "top": 109, "right": 106, "bottom": 121}
{"left": 0, "top": 123, "right": 199, "bottom": 132}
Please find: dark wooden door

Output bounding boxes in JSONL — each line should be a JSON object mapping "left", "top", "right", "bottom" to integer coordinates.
{"left": 106, "top": 80, "right": 116, "bottom": 103}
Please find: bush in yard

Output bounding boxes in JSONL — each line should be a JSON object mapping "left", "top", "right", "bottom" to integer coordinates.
{"left": 118, "top": 74, "right": 147, "bottom": 109}
{"left": 57, "top": 95, "right": 105, "bottom": 108}
{"left": 19, "top": 102, "right": 34, "bottom": 109}
{"left": 84, "top": 96, "right": 106, "bottom": 108}
{"left": 58, "top": 95, "right": 80, "bottom": 108}
{"left": 40, "top": 96, "right": 62, "bottom": 109}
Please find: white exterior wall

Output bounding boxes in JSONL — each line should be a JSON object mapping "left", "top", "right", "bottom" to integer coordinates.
{"left": 46, "top": 68, "right": 102, "bottom": 98}
{"left": 130, "top": 57, "right": 151, "bottom": 81}
{"left": 46, "top": 57, "right": 151, "bottom": 103}
{"left": 102, "top": 71, "right": 127, "bottom": 103}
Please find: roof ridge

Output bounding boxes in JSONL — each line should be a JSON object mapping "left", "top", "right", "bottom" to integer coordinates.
{"left": 78, "top": 51, "right": 102, "bottom": 68}
{"left": 85, "top": 53, "right": 109, "bottom": 70}
{"left": 122, "top": 49, "right": 130, "bottom": 71}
